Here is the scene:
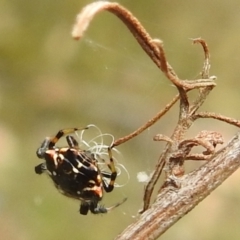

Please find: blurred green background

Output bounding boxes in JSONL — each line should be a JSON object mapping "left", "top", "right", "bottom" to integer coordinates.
{"left": 1, "top": 0, "right": 240, "bottom": 239}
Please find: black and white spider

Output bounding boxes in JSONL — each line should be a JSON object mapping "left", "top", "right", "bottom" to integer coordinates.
{"left": 35, "top": 126, "right": 126, "bottom": 215}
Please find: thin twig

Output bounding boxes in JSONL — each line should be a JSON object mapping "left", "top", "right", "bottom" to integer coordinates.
{"left": 193, "top": 112, "right": 240, "bottom": 127}
{"left": 111, "top": 94, "right": 179, "bottom": 148}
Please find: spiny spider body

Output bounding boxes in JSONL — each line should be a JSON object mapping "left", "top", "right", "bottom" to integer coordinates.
{"left": 35, "top": 126, "right": 126, "bottom": 215}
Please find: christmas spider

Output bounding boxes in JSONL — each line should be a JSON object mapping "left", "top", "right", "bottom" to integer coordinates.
{"left": 35, "top": 126, "right": 127, "bottom": 215}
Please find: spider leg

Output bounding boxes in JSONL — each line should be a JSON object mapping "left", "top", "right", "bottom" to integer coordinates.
{"left": 89, "top": 201, "right": 107, "bottom": 214}
{"left": 36, "top": 138, "right": 51, "bottom": 158}
{"left": 89, "top": 198, "right": 127, "bottom": 214}
{"left": 101, "top": 171, "right": 112, "bottom": 178}
{"left": 35, "top": 163, "right": 46, "bottom": 174}
{"left": 79, "top": 202, "right": 90, "bottom": 215}
{"left": 102, "top": 148, "right": 117, "bottom": 193}
{"left": 36, "top": 127, "right": 88, "bottom": 159}
{"left": 80, "top": 200, "right": 108, "bottom": 215}
{"left": 66, "top": 135, "right": 79, "bottom": 148}
{"left": 48, "top": 127, "right": 88, "bottom": 149}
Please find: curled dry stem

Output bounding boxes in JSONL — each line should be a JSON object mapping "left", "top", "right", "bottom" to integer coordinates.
{"left": 179, "top": 130, "right": 224, "bottom": 160}
{"left": 191, "top": 37, "right": 210, "bottom": 78}
{"left": 72, "top": 1, "right": 215, "bottom": 93}
{"left": 72, "top": 1, "right": 177, "bottom": 77}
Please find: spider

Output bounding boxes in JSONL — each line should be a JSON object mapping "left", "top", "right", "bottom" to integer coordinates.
{"left": 35, "top": 126, "right": 127, "bottom": 215}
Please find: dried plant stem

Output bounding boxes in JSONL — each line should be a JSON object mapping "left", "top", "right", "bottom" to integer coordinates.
{"left": 193, "top": 112, "right": 240, "bottom": 127}
{"left": 111, "top": 94, "right": 179, "bottom": 148}
{"left": 191, "top": 38, "right": 210, "bottom": 78}
{"left": 140, "top": 39, "right": 215, "bottom": 213}
{"left": 116, "top": 133, "right": 240, "bottom": 239}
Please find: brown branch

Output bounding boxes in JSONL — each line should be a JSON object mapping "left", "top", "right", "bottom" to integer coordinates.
{"left": 111, "top": 94, "right": 179, "bottom": 148}
{"left": 116, "top": 133, "right": 240, "bottom": 239}
{"left": 193, "top": 112, "right": 240, "bottom": 127}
